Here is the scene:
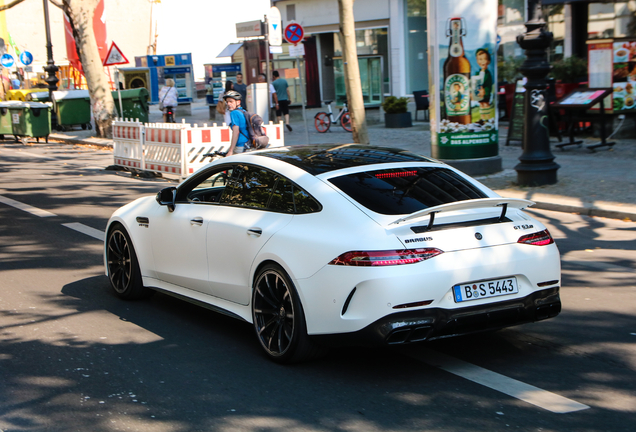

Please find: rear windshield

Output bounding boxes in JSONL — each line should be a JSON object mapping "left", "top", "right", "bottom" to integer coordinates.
{"left": 328, "top": 167, "right": 488, "bottom": 215}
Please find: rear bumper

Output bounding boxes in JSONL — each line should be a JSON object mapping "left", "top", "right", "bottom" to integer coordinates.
{"left": 312, "top": 287, "right": 561, "bottom": 347}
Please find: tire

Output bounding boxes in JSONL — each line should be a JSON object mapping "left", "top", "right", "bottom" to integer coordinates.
{"left": 314, "top": 112, "right": 331, "bottom": 133}
{"left": 252, "top": 264, "right": 324, "bottom": 363}
{"left": 341, "top": 112, "right": 352, "bottom": 132}
{"left": 106, "top": 223, "right": 152, "bottom": 300}
{"left": 81, "top": 123, "right": 87, "bottom": 130}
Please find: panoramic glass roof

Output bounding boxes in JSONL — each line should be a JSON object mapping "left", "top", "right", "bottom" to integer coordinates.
{"left": 257, "top": 144, "right": 437, "bottom": 175}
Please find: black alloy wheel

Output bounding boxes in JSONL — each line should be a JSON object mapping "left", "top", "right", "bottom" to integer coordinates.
{"left": 252, "top": 264, "right": 323, "bottom": 363}
{"left": 106, "top": 224, "right": 151, "bottom": 300}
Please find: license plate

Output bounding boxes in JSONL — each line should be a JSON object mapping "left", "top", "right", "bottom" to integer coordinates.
{"left": 453, "top": 277, "right": 518, "bottom": 303}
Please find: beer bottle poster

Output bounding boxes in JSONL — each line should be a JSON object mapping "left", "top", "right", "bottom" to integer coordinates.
{"left": 427, "top": 0, "right": 498, "bottom": 160}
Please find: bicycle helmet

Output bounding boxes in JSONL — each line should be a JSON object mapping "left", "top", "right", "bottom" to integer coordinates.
{"left": 223, "top": 90, "right": 242, "bottom": 101}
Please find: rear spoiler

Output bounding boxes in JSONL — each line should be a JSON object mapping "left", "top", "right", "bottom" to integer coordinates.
{"left": 389, "top": 198, "right": 535, "bottom": 227}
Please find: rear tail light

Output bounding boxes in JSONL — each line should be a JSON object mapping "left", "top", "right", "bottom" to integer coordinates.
{"left": 329, "top": 248, "right": 443, "bottom": 267}
{"left": 517, "top": 229, "right": 554, "bottom": 246}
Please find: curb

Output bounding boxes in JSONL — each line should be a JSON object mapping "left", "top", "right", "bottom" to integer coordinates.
{"left": 493, "top": 189, "right": 636, "bottom": 221}
{"left": 49, "top": 133, "right": 113, "bottom": 148}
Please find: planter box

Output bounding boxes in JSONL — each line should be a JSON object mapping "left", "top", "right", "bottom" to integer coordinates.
{"left": 385, "top": 112, "right": 412, "bottom": 128}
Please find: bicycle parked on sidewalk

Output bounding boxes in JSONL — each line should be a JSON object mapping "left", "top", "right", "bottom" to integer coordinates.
{"left": 314, "top": 101, "right": 352, "bottom": 133}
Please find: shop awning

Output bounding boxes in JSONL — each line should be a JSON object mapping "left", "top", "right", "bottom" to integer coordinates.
{"left": 216, "top": 43, "right": 244, "bottom": 59}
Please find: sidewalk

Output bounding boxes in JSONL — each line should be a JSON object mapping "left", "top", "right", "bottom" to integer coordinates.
{"left": 48, "top": 100, "right": 636, "bottom": 221}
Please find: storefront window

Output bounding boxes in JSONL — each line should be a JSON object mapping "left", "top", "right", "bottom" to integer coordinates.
{"left": 588, "top": 2, "right": 636, "bottom": 40}
{"left": 406, "top": 0, "right": 428, "bottom": 94}
{"left": 333, "top": 57, "right": 383, "bottom": 105}
{"left": 544, "top": 5, "right": 565, "bottom": 62}
{"left": 499, "top": 0, "right": 525, "bottom": 25}
{"left": 333, "top": 28, "right": 388, "bottom": 96}
{"left": 497, "top": 0, "right": 527, "bottom": 84}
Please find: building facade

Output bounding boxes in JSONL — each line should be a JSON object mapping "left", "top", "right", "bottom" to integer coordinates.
{"left": 269, "top": 0, "right": 533, "bottom": 106}
{"left": 0, "top": 0, "right": 151, "bottom": 90}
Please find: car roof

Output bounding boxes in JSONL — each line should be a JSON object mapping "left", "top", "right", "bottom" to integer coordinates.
{"left": 255, "top": 144, "right": 438, "bottom": 176}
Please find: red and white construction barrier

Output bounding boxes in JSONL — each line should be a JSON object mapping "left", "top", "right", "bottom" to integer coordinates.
{"left": 113, "top": 120, "right": 144, "bottom": 170}
{"left": 111, "top": 118, "right": 285, "bottom": 179}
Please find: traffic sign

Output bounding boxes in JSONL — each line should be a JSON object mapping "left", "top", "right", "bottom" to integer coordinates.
{"left": 103, "top": 42, "right": 129, "bottom": 66}
{"left": 19, "top": 51, "right": 33, "bottom": 66}
{"left": 284, "top": 23, "right": 304, "bottom": 46}
{"left": 268, "top": 6, "right": 282, "bottom": 46}
{"left": 1, "top": 54, "right": 15, "bottom": 68}
{"left": 289, "top": 43, "right": 305, "bottom": 57}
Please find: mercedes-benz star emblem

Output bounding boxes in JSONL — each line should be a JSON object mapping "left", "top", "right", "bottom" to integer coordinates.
{"left": 475, "top": 232, "right": 483, "bottom": 240}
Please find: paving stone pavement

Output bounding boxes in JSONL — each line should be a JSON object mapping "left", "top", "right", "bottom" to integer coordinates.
{"left": 45, "top": 100, "right": 636, "bottom": 221}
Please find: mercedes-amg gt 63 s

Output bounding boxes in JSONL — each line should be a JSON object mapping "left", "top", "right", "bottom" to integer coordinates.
{"left": 105, "top": 145, "right": 561, "bottom": 363}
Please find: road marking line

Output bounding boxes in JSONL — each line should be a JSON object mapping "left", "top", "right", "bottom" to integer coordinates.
{"left": 0, "top": 195, "right": 104, "bottom": 241}
{"left": 416, "top": 349, "right": 590, "bottom": 413}
{"left": 62, "top": 223, "right": 105, "bottom": 241}
{"left": 0, "top": 148, "right": 56, "bottom": 159}
{"left": 0, "top": 194, "right": 57, "bottom": 217}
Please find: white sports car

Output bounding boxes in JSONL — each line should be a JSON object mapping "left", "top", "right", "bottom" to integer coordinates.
{"left": 105, "top": 145, "right": 561, "bottom": 363}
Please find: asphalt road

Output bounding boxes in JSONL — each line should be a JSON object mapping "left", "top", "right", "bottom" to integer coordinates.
{"left": 0, "top": 140, "right": 635, "bottom": 432}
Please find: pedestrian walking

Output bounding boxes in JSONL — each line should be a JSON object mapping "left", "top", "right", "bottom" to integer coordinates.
{"left": 233, "top": 73, "right": 247, "bottom": 104}
{"left": 223, "top": 90, "right": 249, "bottom": 156}
{"left": 272, "top": 70, "right": 292, "bottom": 132}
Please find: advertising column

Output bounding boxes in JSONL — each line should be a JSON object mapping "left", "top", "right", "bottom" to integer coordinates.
{"left": 428, "top": 0, "right": 500, "bottom": 172}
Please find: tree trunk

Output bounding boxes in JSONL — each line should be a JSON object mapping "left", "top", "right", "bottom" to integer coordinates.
{"left": 64, "top": 0, "right": 115, "bottom": 138}
{"left": 337, "top": 0, "right": 369, "bottom": 144}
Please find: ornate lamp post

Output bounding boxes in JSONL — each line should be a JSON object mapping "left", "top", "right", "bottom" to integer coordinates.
{"left": 42, "top": 0, "right": 59, "bottom": 99}
{"left": 514, "top": 0, "right": 560, "bottom": 186}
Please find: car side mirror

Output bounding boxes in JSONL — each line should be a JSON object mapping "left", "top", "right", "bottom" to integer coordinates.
{"left": 156, "top": 187, "right": 177, "bottom": 212}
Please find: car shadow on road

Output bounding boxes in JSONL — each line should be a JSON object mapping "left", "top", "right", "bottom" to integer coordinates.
{"left": 2, "top": 272, "right": 634, "bottom": 431}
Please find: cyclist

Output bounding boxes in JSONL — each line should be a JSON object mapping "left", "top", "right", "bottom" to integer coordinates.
{"left": 223, "top": 90, "right": 249, "bottom": 156}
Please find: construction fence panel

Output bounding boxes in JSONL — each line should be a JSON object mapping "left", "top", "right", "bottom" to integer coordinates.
{"left": 143, "top": 123, "right": 186, "bottom": 176}
{"left": 111, "top": 119, "right": 286, "bottom": 179}
{"left": 112, "top": 119, "right": 144, "bottom": 169}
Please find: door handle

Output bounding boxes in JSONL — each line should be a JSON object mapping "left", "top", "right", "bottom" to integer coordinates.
{"left": 247, "top": 227, "right": 262, "bottom": 237}
{"left": 190, "top": 217, "right": 203, "bottom": 226}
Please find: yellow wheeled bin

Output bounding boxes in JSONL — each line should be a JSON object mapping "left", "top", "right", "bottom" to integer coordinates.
{"left": 6, "top": 89, "right": 43, "bottom": 101}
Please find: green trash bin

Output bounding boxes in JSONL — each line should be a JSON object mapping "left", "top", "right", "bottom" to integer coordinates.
{"left": 112, "top": 88, "right": 149, "bottom": 123}
{"left": 52, "top": 89, "right": 92, "bottom": 131}
{"left": 27, "top": 91, "right": 51, "bottom": 103}
{"left": 8, "top": 101, "right": 52, "bottom": 142}
{"left": 0, "top": 101, "right": 23, "bottom": 139}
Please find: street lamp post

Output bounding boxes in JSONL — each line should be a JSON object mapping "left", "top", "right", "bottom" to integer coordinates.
{"left": 42, "top": 0, "right": 59, "bottom": 100}
{"left": 514, "top": 0, "right": 560, "bottom": 186}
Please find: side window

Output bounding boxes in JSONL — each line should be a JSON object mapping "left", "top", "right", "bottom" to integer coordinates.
{"left": 293, "top": 187, "right": 321, "bottom": 214}
{"left": 268, "top": 176, "right": 322, "bottom": 214}
{"left": 180, "top": 165, "right": 233, "bottom": 203}
{"left": 268, "top": 177, "right": 295, "bottom": 213}
{"left": 220, "top": 165, "right": 278, "bottom": 209}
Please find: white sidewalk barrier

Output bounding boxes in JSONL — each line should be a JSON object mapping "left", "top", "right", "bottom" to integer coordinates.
{"left": 144, "top": 123, "right": 186, "bottom": 176}
{"left": 263, "top": 121, "right": 285, "bottom": 148}
{"left": 111, "top": 119, "right": 285, "bottom": 179}
{"left": 184, "top": 123, "right": 231, "bottom": 176}
{"left": 112, "top": 119, "right": 144, "bottom": 169}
